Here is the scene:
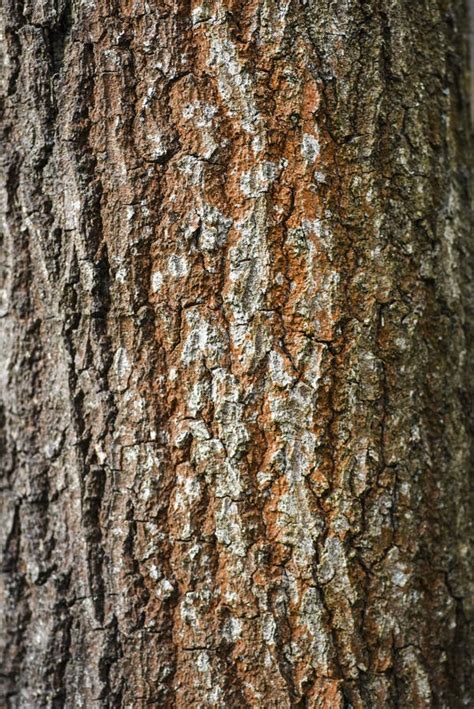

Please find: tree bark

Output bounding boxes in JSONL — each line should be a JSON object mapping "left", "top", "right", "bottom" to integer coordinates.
{"left": 1, "top": 1, "right": 473, "bottom": 706}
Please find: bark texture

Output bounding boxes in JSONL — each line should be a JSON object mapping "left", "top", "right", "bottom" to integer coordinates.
{"left": 1, "top": 1, "right": 473, "bottom": 707}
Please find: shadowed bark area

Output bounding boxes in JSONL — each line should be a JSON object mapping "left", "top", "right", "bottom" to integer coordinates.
{"left": 1, "top": 0, "right": 473, "bottom": 706}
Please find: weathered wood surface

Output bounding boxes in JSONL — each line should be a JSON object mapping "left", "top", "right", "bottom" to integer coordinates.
{"left": 1, "top": 1, "right": 473, "bottom": 706}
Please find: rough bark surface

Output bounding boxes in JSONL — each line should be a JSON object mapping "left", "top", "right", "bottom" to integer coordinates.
{"left": 1, "top": 1, "right": 473, "bottom": 707}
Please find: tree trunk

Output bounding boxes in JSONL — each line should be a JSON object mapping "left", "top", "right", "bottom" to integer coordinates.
{"left": 1, "top": 1, "right": 473, "bottom": 706}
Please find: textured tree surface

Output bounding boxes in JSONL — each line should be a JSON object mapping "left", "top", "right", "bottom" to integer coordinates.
{"left": 1, "top": 1, "right": 473, "bottom": 707}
